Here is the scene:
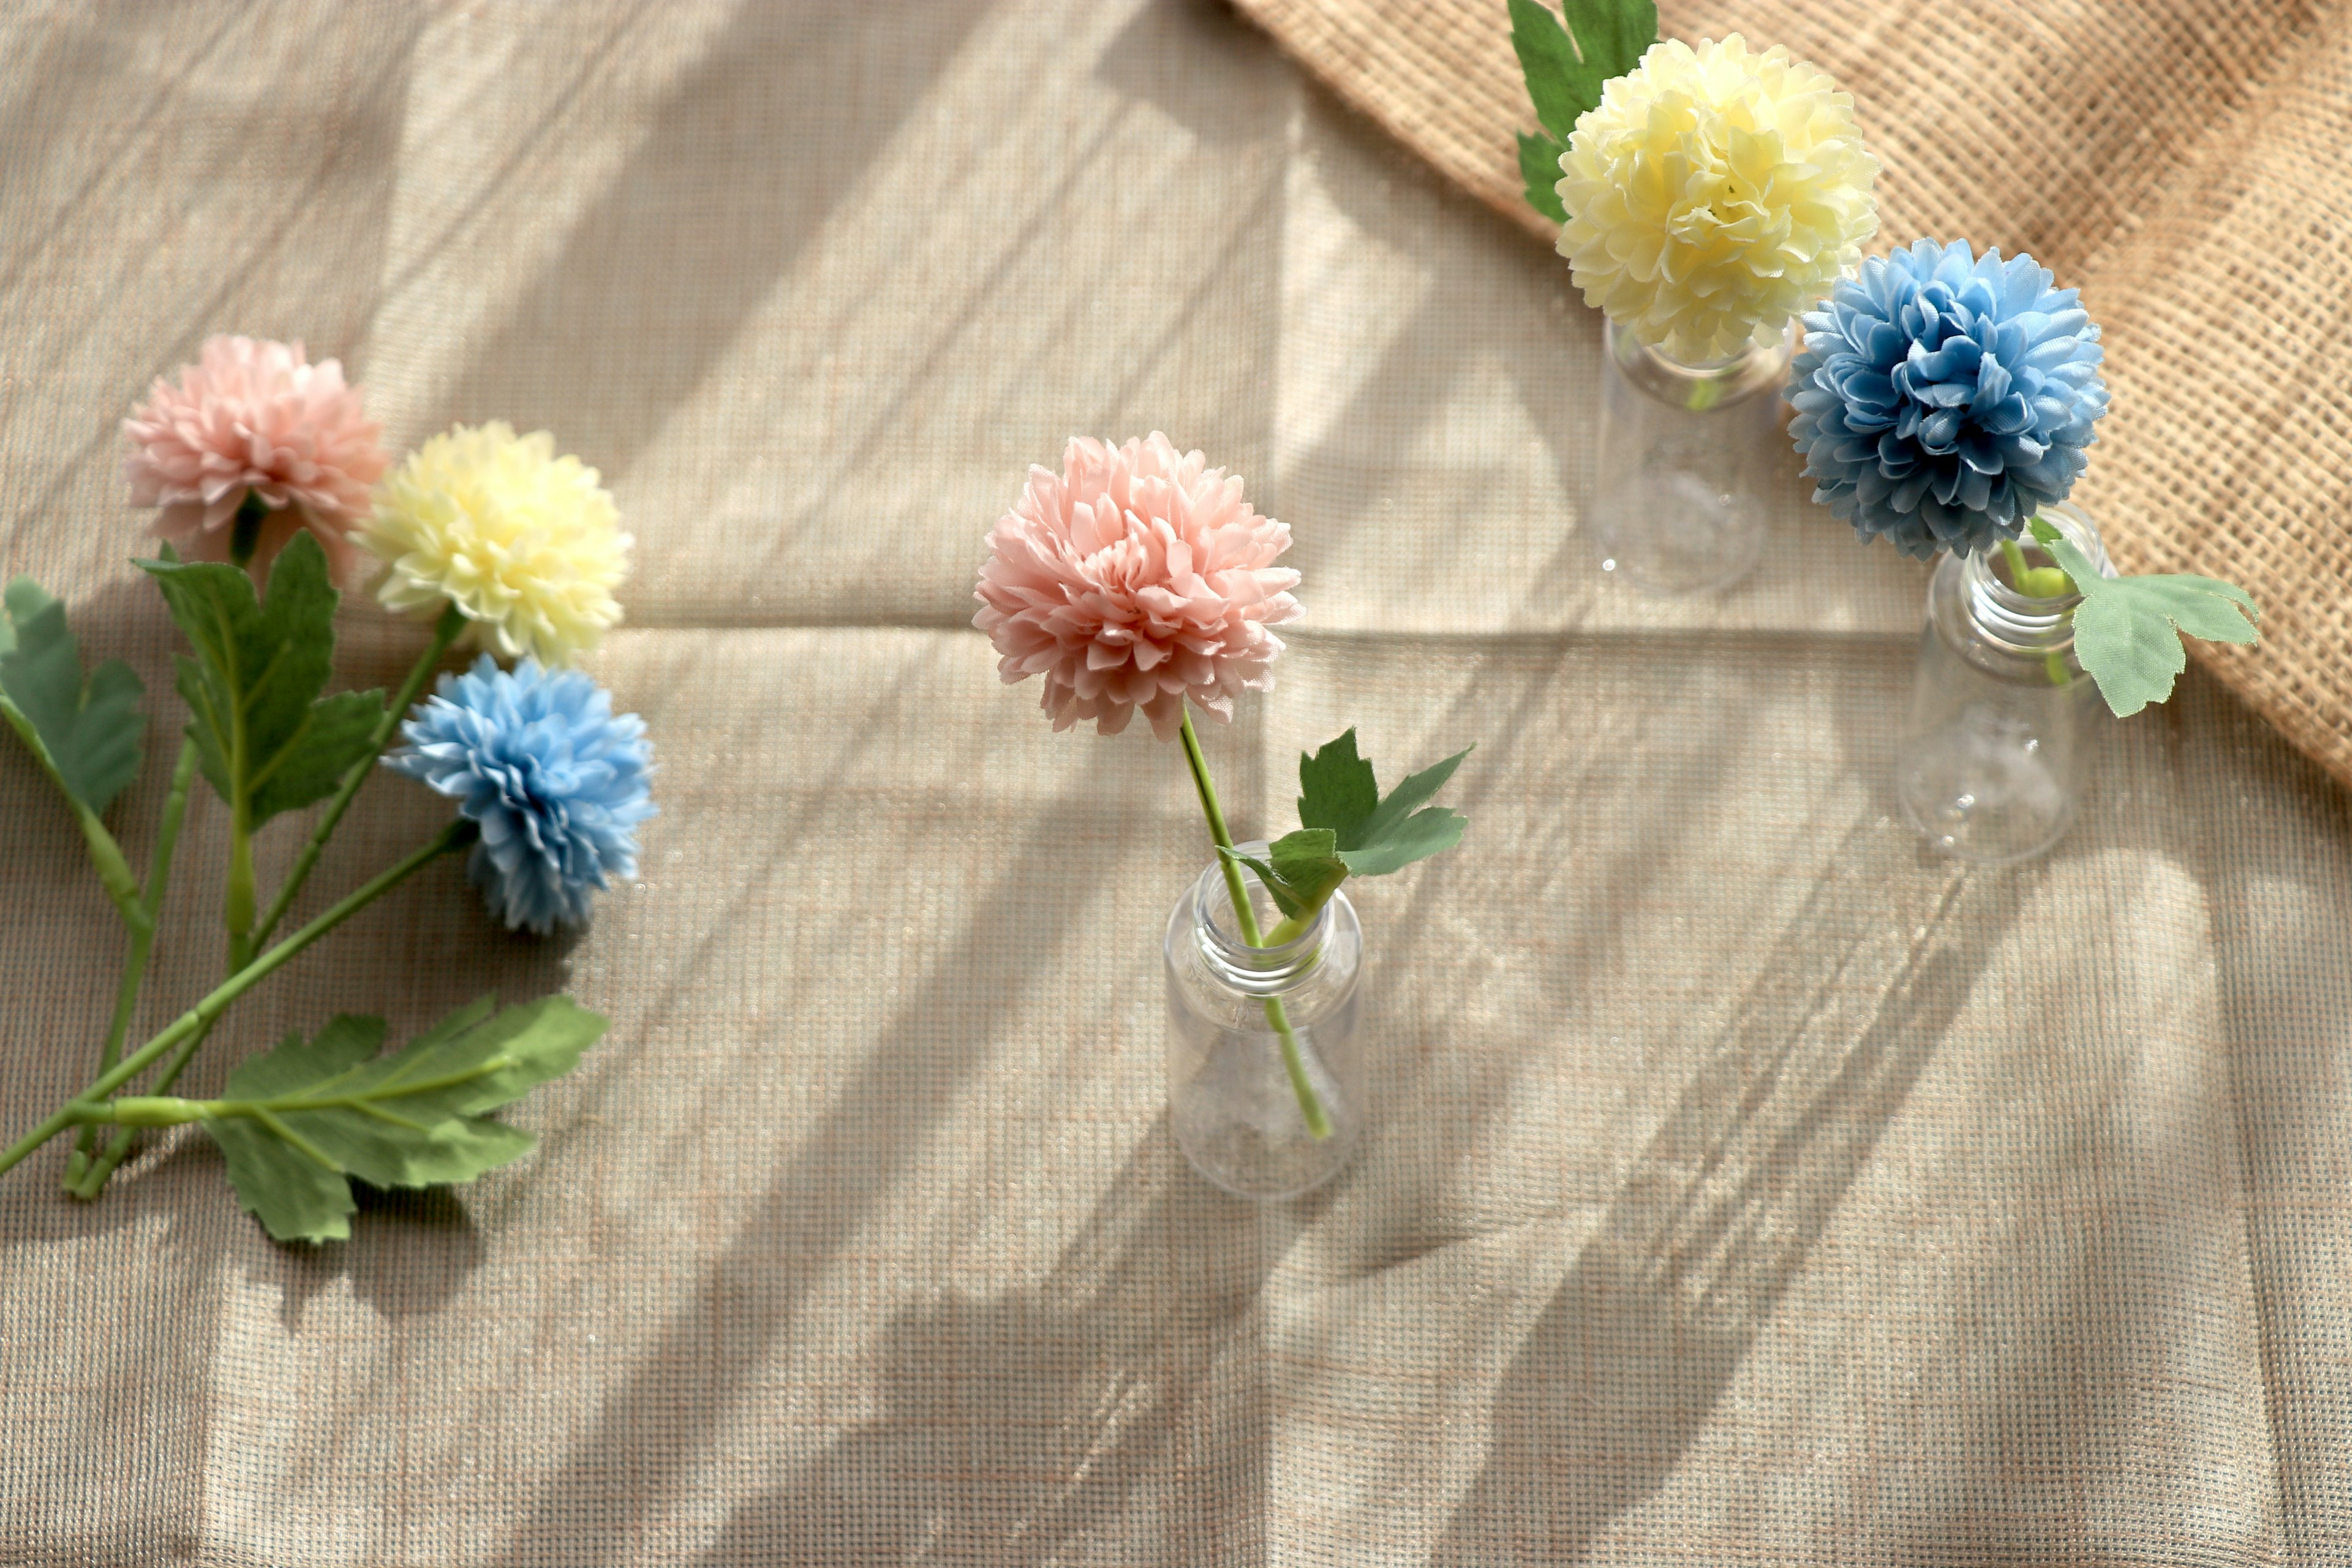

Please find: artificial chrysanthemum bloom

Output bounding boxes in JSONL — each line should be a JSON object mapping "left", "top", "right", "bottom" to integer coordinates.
{"left": 973, "top": 432, "right": 1300, "bottom": 742}
{"left": 363, "top": 423, "right": 630, "bottom": 666}
{"left": 1787, "top": 238, "right": 2111, "bottom": 559}
{"left": 121, "top": 335, "right": 386, "bottom": 582}
{"left": 385, "top": 654, "right": 655, "bottom": 933}
{"left": 1556, "top": 34, "right": 1879, "bottom": 361}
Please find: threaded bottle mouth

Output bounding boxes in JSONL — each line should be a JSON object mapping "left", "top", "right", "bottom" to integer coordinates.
{"left": 1958, "top": 502, "right": 2116, "bottom": 655}
{"left": 1606, "top": 317, "right": 1793, "bottom": 406}
{"left": 1191, "top": 847, "right": 1328, "bottom": 994}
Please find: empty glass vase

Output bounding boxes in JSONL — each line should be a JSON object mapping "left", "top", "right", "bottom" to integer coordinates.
{"left": 1588, "top": 319, "right": 1792, "bottom": 595}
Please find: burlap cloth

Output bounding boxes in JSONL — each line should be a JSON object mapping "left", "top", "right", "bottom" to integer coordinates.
{"left": 1235, "top": 0, "right": 2352, "bottom": 799}
{"left": 2, "top": 3, "right": 2349, "bottom": 1564}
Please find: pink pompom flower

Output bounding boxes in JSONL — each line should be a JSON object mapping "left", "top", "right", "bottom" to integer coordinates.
{"left": 974, "top": 433, "right": 1301, "bottom": 742}
{"left": 122, "top": 335, "right": 386, "bottom": 584}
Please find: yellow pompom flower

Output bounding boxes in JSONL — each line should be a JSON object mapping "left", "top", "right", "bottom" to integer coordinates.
{"left": 364, "top": 423, "right": 631, "bottom": 666}
{"left": 1556, "top": 34, "right": 1879, "bottom": 362}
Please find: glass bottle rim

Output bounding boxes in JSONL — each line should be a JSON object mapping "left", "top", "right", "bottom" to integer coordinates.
{"left": 1605, "top": 316, "right": 1793, "bottom": 405}
{"left": 1954, "top": 501, "right": 2116, "bottom": 656}
{"left": 1190, "top": 844, "right": 1333, "bottom": 989}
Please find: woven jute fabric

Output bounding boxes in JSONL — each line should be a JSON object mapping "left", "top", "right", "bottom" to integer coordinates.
{"left": 3, "top": 2, "right": 2350, "bottom": 1564}
{"left": 1233, "top": 0, "right": 2352, "bottom": 797}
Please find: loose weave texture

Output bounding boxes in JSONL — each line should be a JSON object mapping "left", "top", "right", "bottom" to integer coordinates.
{"left": 1232, "top": 0, "right": 2352, "bottom": 796}
{"left": 2, "top": 2, "right": 2350, "bottom": 1564}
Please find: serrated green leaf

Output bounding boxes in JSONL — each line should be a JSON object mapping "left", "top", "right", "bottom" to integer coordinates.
{"left": 1517, "top": 131, "right": 1570, "bottom": 222}
{"left": 1351, "top": 745, "right": 1471, "bottom": 858}
{"left": 0, "top": 577, "right": 146, "bottom": 813}
{"left": 1338, "top": 805, "right": 1469, "bottom": 876}
{"left": 1294, "top": 730, "right": 1473, "bottom": 881}
{"left": 251, "top": 688, "right": 385, "bottom": 820}
{"left": 2029, "top": 519, "right": 2261, "bottom": 717}
{"left": 1562, "top": 0, "right": 1656, "bottom": 88}
{"left": 1298, "top": 729, "right": 1380, "bottom": 846}
{"left": 138, "top": 531, "right": 385, "bottom": 829}
{"left": 200, "top": 996, "right": 606, "bottom": 1243}
{"left": 1508, "top": 0, "right": 1656, "bottom": 151}
{"left": 1508, "top": 0, "right": 1588, "bottom": 142}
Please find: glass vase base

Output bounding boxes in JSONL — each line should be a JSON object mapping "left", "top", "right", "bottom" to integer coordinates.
{"left": 1589, "top": 470, "right": 1768, "bottom": 596}
{"left": 1896, "top": 707, "right": 2076, "bottom": 864}
{"left": 1170, "top": 1032, "right": 1359, "bottom": 1200}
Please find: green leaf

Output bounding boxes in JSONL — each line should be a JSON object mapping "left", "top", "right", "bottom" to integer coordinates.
{"left": 1507, "top": 0, "right": 1657, "bottom": 150}
{"left": 1297, "top": 729, "right": 1380, "bottom": 845}
{"left": 0, "top": 578, "right": 146, "bottom": 814}
{"left": 1517, "top": 131, "right": 1569, "bottom": 224}
{"left": 2029, "top": 518, "right": 2261, "bottom": 718}
{"left": 1269, "top": 829, "right": 1351, "bottom": 908}
{"left": 1219, "top": 830, "right": 1351, "bottom": 929}
{"left": 202, "top": 996, "right": 608, "bottom": 1243}
{"left": 1296, "top": 729, "right": 1473, "bottom": 878}
{"left": 1507, "top": 0, "right": 1586, "bottom": 141}
{"left": 1350, "top": 745, "right": 1471, "bottom": 857}
{"left": 1339, "top": 804, "right": 1469, "bottom": 877}
{"left": 1561, "top": 0, "right": 1657, "bottom": 88}
{"left": 1219, "top": 846, "right": 1303, "bottom": 920}
{"left": 139, "top": 530, "right": 385, "bottom": 829}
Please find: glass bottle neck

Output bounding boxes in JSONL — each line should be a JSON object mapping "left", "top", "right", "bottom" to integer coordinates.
{"left": 1948, "top": 501, "right": 2115, "bottom": 658}
{"left": 1191, "top": 854, "right": 1329, "bottom": 998}
{"left": 1604, "top": 317, "right": 1792, "bottom": 410}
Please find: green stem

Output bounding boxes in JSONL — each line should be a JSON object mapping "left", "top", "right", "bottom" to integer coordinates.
{"left": 72, "top": 805, "right": 144, "bottom": 926}
{"left": 1264, "top": 913, "right": 1310, "bottom": 948}
{"left": 2, "top": 820, "right": 472, "bottom": 1185}
{"left": 77, "top": 608, "right": 466, "bottom": 1202}
{"left": 64, "top": 738, "right": 199, "bottom": 1186}
{"left": 217, "top": 597, "right": 255, "bottom": 970}
{"left": 252, "top": 602, "right": 463, "bottom": 950}
{"left": 69, "top": 1019, "right": 221, "bottom": 1200}
{"left": 1999, "top": 533, "right": 2081, "bottom": 689}
{"left": 1178, "top": 709, "right": 1259, "bottom": 943}
{"left": 1176, "top": 708, "right": 1332, "bottom": 1142}
{"left": 225, "top": 823, "right": 254, "bottom": 974}
{"left": 227, "top": 491, "right": 266, "bottom": 570}
{"left": 2000, "top": 533, "right": 2075, "bottom": 600}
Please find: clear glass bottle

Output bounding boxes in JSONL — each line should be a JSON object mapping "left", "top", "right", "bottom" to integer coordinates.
{"left": 1896, "top": 502, "right": 2116, "bottom": 864}
{"left": 1588, "top": 318, "right": 1793, "bottom": 595}
{"left": 1164, "top": 844, "right": 1364, "bottom": 1200}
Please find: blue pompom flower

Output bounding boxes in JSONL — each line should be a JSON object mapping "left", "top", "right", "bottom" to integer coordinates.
{"left": 386, "top": 654, "right": 655, "bottom": 933}
{"left": 1787, "top": 238, "right": 2109, "bottom": 558}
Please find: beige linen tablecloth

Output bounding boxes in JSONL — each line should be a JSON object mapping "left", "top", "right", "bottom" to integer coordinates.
{"left": 4, "top": 4, "right": 2350, "bottom": 1564}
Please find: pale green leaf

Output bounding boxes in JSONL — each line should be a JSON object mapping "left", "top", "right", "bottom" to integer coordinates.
{"left": 202, "top": 996, "right": 606, "bottom": 1243}
{"left": 1339, "top": 805, "right": 1469, "bottom": 877}
{"left": 1269, "top": 828, "right": 1351, "bottom": 916}
{"left": 1350, "top": 745, "right": 1472, "bottom": 858}
{"left": 2030, "top": 518, "right": 2261, "bottom": 718}
{"left": 0, "top": 576, "right": 146, "bottom": 813}
{"left": 1220, "top": 831, "right": 1351, "bottom": 932}
{"left": 139, "top": 531, "right": 385, "bottom": 829}
{"left": 251, "top": 689, "right": 387, "bottom": 820}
